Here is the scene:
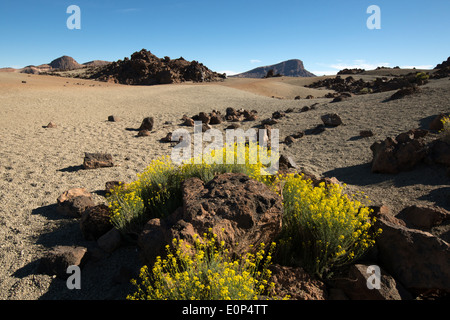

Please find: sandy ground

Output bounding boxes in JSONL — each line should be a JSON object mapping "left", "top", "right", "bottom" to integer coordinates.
{"left": 0, "top": 72, "right": 449, "bottom": 300}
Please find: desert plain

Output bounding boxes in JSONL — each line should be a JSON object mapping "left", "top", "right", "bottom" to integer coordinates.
{"left": 0, "top": 70, "right": 449, "bottom": 299}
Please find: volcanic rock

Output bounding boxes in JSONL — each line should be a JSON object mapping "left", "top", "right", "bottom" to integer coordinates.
{"left": 83, "top": 153, "right": 114, "bottom": 169}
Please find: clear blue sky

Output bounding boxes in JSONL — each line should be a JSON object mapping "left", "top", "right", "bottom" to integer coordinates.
{"left": 1, "top": 0, "right": 449, "bottom": 75}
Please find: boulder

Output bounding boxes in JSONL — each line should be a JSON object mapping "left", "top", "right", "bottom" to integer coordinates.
{"left": 321, "top": 113, "right": 343, "bottom": 127}
{"left": 138, "top": 117, "right": 154, "bottom": 131}
{"left": 138, "top": 173, "right": 283, "bottom": 266}
{"left": 396, "top": 205, "right": 450, "bottom": 230}
{"left": 269, "top": 264, "right": 327, "bottom": 300}
{"left": 375, "top": 217, "right": 450, "bottom": 294}
{"left": 97, "top": 228, "right": 122, "bottom": 253}
{"left": 37, "top": 246, "right": 87, "bottom": 279}
{"left": 80, "top": 204, "right": 113, "bottom": 241}
{"left": 57, "top": 188, "right": 95, "bottom": 218}
{"left": 370, "top": 133, "right": 427, "bottom": 174}
{"left": 430, "top": 140, "right": 450, "bottom": 167}
{"left": 331, "top": 264, "right": 411, "bottom": 300}
{"left": 429, "top": 113, "right": 449, "bottom": 131}
{"left": 83, "top": 153, "right": 114, "bottom": 169}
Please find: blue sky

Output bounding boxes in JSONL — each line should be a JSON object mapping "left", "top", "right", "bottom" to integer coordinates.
{"left": 1, "top": 0, "right": 449, "bottom": 75}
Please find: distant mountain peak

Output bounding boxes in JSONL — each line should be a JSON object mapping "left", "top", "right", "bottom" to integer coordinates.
{"left": 232, "top": 59, "right": 315, "bottom": 78}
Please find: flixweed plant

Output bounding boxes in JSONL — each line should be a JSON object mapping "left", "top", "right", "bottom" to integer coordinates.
{"left": 107, "top": 143, "right": 277, "bottom": 238}
{"left": 278, "top": 174, "right": 381, "bottom": 278}
{"left": 127, "top": 231, "right": 279, "bottom": 300}
{"left": 441, "top": 115, "right": 450, "bottom": 143}
{"left": 108, "top": 141, "right": 380, "bottom": 282}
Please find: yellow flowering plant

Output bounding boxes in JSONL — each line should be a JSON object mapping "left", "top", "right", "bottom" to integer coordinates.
{"left": 441, "top": 115, "right": 450, "bottom": 143}
{"left": 109, "top": 141, "right": 381, "bottom": 282}
{"left": 127, "top": 231, "right": 278, "bottom": 300}
{"left": 278, "top": 174, "right": 381, "bottom": 278}
{"left": 108, "top": 143, "right": 277, "bottom": 238}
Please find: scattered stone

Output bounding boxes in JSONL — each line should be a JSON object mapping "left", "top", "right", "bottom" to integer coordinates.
{"left": 194, "top": 112, "right": 210, "bottom": 124}
{"left": 202, "top": 123, "right": 212, "bottom": 132}
{"left": 45, "top": 122, "right": 57, "bottom": 128}
{"left": 272, "top": 111, "right": 285, "bottom": 119}
{"left": 284, "top": 136, "right": 296, "bottom": 145}
{"left": 360, "top": 130, "right": 374, "bottom": 138}
{"left": 108, "top": 115, "right": 120, "bottom": 122}
{"left": 261, "top": 118, "right": 278, "bottom": 125}
{"left": 80, "top": 204, "right": 113, "bottom": 241}
{"left": 209, "top": 112, "right": 223, "bottom": 125}
{"left": 291, "top": 131, "right": 305, "bottom": 139}
{"left": 301, "top": 106, "right": 310, "bottom": 112}
{"left": 243, "top": 110, "right": 257, "bottom": 121}
{"left": 285, "top": 108, "right": 295, "bottom": 113}
{"left": 294, "top": 96, "right": 301, "bottom": 100}
{"left": 57, "top": 188, "right": 95, "bottom": 218}
{"left": 269, "top": 264, "right": 327, "bottom": 300}
{"left": 321, "top": 113, "right": 343, "bottom": 127}
{"left": 183, "top": 117, "right": 195, "bottom": 127}
{"left": 160, "top": 132, "right": 173, "bottom": 143}
{"left": 38, "top": 246, "right": 87, "bottom": 278}
{"left": 331, "top": 94, "right": 351, "bottom": 103}
{"left": 389, "top": 86, "right": 420, "bottom": 100}
{"left": 83, "top": 152, "right": 114, "bottom": 169}
{"left": 306, "top": 95, "right": 314, "bottom": 99}
{"left": 138, "top": 117, "right": 154, "bottom": 131}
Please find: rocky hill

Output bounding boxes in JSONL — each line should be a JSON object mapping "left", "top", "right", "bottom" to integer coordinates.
{"left": 435, "top": 56, "right": 450, "bottom": 69}
{"left": 232, "top": 59, "right": 315, "bottom": 78}
{"left": 49, "top": 56, "right": 82, "bottom": 71}
{"left": 86, "top": 49, "right": 226, "bottom": 85}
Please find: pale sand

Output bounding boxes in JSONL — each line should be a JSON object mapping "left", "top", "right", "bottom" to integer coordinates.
{"left": 0, "top": 72, "right": 449, "bottom": 299}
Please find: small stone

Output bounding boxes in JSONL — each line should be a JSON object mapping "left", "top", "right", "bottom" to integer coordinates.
{"left": 108, "top": 115, "right": 120, "bottom": 122}
{"left": 83, "top": 153, "right": 114, "bottom": 169}
{"left": 138, "top": 117, "right": 154, "bottom": 131}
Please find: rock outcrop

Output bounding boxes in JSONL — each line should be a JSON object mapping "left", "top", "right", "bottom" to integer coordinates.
{"left": 88, "top": 49, "right": 226, "bottom": 85}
